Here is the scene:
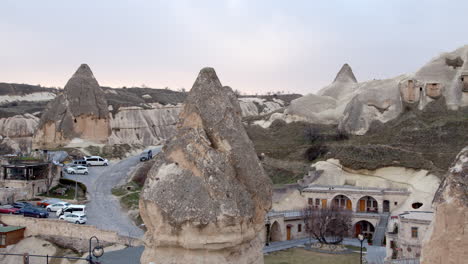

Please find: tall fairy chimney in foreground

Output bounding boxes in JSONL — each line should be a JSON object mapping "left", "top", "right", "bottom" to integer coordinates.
{"left": 139, "top": 67, "right": 272, "bottom": 264}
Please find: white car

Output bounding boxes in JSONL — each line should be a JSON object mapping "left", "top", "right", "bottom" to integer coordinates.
{"left": 46, "top": 202, "right": 71, "bottom": 212}
{"left": 59, "top": 213, "right": 87, "bottom": 224}
{"left": 57, "top": 205, "right": 86, "bottom": 216}
{"left": 84, "top": 156, "right": 108, "bottom": 166}
{"left": 66, "top": 166, "right": 88, "bottom": 175}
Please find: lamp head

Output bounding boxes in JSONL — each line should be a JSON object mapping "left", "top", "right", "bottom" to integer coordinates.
{"left": 92, "top": 245, "right": 104, "bottom": 258}
{"left": 358, "top": 234, "right": 364, "bottom": 241}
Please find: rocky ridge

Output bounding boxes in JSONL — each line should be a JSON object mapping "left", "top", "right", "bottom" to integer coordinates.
{"left": 0, "top": 66, "right": 293, "bottom": 153}
{"left": 259, "top": 45, "right": 468, "bottom": 135}
{"left": 139, "top": 67, "right": 272, "bottom": 264}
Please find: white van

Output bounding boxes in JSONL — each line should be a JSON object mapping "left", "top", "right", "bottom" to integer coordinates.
{"left": 56, "top": 205, "right": 86, "bottom": 216}
{"left": 84, "top": 156, "right": 109, "bottom": 166}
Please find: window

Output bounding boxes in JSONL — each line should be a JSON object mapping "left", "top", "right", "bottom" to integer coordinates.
{"left": 411, "top": 227, "right": 418, "bottom": 238}
{"left": 0, "top": 234, "right": 5, "bottom": 246}
{"left": 298, "top": 224, "right": 302, "bottom": 232}
{"left": 308, "top": 198, "right": 313, "bottom": 205}
{"left": 315, "top": 199, "right": 320, "bottom": 206}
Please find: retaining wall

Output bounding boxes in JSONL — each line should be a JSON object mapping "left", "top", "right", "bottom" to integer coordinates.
{"left": 0, "top": 214, "right": 142, "bottom": 246}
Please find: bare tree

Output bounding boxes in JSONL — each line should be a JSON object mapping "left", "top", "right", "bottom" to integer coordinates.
{"left": 303, "top": 205, "right": 352, "bottom": 245}
{"left": 38, "top": 163, "right": 60, "bottom": 196}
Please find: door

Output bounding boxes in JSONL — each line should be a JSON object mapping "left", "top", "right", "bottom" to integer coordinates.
{"left": 355, "top": 223, "right": 362, "bottom": 237}
{"left": 383, "top": 200, "right": 390, "bottom": 213}
{"left": 321, "top": 199, "right": 327, "bottom": 209}
{"left": 286, "top": 226, "right": 292, "bottom": 240}
{"left": 359, "top": 200, "right": 365, "bottom": 212}
{"left": 346, "top": 199, "right": 352, "bottom": 210}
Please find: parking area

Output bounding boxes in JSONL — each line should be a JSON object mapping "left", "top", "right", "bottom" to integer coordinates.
{"left": 62, "top": 147, "right": 161, "bottom": 238}
{"left": 1, "top": 147, "right": 161, "bottom": 238}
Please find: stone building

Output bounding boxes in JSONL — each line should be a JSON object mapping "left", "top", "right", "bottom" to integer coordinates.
{"left": 0, "top": 155, "right": 62, "bottom": 204}
{"left": 385, "top": 211, "right": 433, "bottom": 260}
{"left": 265, "top": 184, "right": 410, "bottom": 245}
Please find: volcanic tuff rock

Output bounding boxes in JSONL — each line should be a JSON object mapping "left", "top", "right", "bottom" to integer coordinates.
{"left": 271, "top": 45, "right": 468, "bottom": 134}
{"left": 139, "top": 68, "right": 272, "bottom": 264}
{"left": 33, "top": 64, "right": 111, "bottom": 148}
{"left": 421, "top": 147, "right": 468, "bottom": 264}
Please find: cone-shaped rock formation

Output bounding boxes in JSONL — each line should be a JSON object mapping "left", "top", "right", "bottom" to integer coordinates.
{"left": 333, "top": 63, "right": 357, "bottom": 83}
{"left": 33, "top": 64, "right": 110, "bottom": 148}
{"left": 139, "top": 67, "right": 272, "bottom": 264}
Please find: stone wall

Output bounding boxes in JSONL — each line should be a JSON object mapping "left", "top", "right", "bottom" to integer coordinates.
{"left": 0, "top": 214, "right": 141, "bottom": 246}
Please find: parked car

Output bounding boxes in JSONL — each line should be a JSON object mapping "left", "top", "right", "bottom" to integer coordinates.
{"left": 57, "top": 205, "right": 86, "bottom": 217}
{"left": 84, "top": 156, "right": 108, "bottom": 166}
{"left": 12, "top": 202, "right": 34, "bottom": 209}
{"left": 19, "top": 207, "right": 49, "bottom": 218}
{"left": 66, "top": 165, "right": 89, "bottom": 175}
{"left": 139, "top": 149, "right": 153, "bottom": 162}
{"left": 37, "top": 198, "right": 63, "bottom": 208}
{"left": 46, "top": 202, "right": 71, "bottom": 212}
{"left": 59, "top": 213, "right": 87, "bottom": 224}
{"left": 72, "top": 160, "right": 88, "bottom": 166}
{"left": 0, "top": 205, "right": 20, "bottom": 214}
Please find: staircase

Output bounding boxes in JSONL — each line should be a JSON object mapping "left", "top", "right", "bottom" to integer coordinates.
{"left": 373, "top": 213, "right": 390, "bottom": 246}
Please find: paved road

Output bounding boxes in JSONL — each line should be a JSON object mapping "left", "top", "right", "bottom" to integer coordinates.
{"left": 64, "top": 147, "right": 161, "bottom": 238}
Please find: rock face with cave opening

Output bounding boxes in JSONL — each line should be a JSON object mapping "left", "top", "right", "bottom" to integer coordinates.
{"left": 139, "top": 67, "right": 272, "bottom": 264}
{"left": 33, "top": 64, "right": 110, "bottom": 148}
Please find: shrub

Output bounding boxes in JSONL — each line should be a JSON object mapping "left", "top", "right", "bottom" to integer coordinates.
{"left": 304, "top": 145, "right": 328, "bottom": 161}
{"left": 59, "top": 178, "right": 87, "bottom": 193}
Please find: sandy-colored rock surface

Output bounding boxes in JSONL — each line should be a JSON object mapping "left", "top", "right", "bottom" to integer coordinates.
{"left": 108, "top": 105, "right": 181, "bottom": 146}
{"left": 0, "top": 113, "right": 38, "bottom": 153}
{"left": 139, "top": 67, "right": 272, "bottom": 264}
{"left": 421, "top": 147, "right": 468, "bottom": 264}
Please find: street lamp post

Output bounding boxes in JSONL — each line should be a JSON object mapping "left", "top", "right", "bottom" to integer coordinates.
{"left": 88, "top": 236, "right": 104, "bottom": 264}
{"left": 357, "top": 233, "right": 365, "bottom": 264}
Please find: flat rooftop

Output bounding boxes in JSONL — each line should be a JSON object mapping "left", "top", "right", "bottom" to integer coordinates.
{"left": 399, "top": 211, "right": 434, "bottom": 221}
{"left": 303, "top": 184, "right": 408, "bottom": 194}
{"left": 0, "top": 225, "right": 25, "bottom": 233}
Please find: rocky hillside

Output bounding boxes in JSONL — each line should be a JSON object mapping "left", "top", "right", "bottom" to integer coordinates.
{"left": 0, "top": 83, "right": 57, "bottom": 154}
{"left": 257, "top": 45, "right": 468, "bottom": 136}
{"left": 0, "top": 65, "right": 298, "bottom": 155}
{"left": 247, "top": 46, "right": 468, "bottom": 184}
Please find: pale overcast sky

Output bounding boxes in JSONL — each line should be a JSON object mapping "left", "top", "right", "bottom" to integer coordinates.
{"left": 0, "top": 0, "right": 467, "bottom": 95}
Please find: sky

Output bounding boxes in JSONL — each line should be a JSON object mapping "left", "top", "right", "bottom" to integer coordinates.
{"left": 0, "top": 0, "right": 467, "bottom": 95}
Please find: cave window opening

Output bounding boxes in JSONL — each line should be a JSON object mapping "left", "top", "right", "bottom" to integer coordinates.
{"left": 74, "top": 119, "right": 77, "bottom": 123}
{"left": 411, "top": 202, "right": 423, "bottom": 209}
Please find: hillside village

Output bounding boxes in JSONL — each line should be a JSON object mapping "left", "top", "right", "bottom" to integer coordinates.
{"left": 0, "top": 36, "right": 467, "bottom": 264}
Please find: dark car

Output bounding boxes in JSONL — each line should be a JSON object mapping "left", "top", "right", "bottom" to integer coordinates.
{"left": 12, "top": 202, "right": 34, "bottom": 209}
{"left": 19, "top": 207, "right": 49, "bottom": 218}
{"left": 139, "top": 149, "right": 153, "bottom": 162}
